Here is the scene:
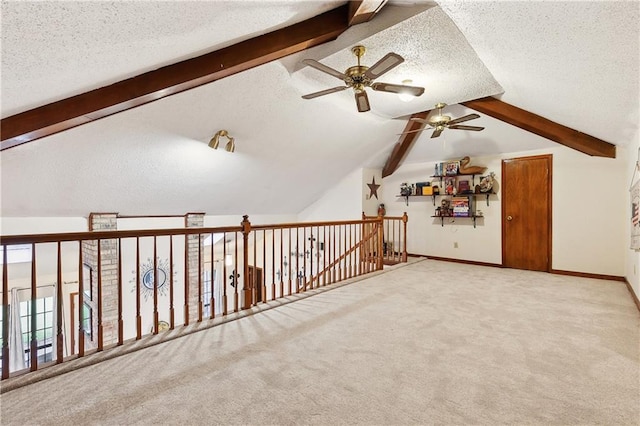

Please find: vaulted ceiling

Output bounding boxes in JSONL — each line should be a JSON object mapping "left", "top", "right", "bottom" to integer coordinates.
{"left": 1, "top": 1, "right": 638, "bottom": 218}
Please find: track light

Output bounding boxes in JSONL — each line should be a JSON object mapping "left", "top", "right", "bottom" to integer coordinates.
{"left": 208, "top": 130, "right": 235, "bottom": 152}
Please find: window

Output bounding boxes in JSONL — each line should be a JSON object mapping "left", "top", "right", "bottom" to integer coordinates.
{"left": 0, "top": 244, "right": 32, "bottom": 264}
{"left": 82, "top": 302, "right": 93, "bottom": 340}
{"left": 0, "top": 295, "right": 54, "bottom": 376}
{"left": 21, "top": 296, "right": 54, "bottom": 366}
{"left": 203, "top": 270, "right": 213, "bottom": 317}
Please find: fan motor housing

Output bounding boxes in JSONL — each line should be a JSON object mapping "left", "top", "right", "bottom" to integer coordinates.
{"left": 429, "top": 115, "right": 451, "bottom": 126}
{"left": 346, "top": 65, "right": 370, "bottom": 85}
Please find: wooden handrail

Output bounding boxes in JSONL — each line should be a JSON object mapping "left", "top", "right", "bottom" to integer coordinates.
{"left": 300, "top": 220, "right": 382, "bottom": 290}
{"left": 0, "top": 214, "right": 407, "bottom": 384}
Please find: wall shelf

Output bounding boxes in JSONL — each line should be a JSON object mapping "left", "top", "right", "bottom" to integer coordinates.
{"left": 431, "top": 215, "right": 483, "bottom": 228}
{"left": 397, "top": 192, "right": 494, "bottom": 206}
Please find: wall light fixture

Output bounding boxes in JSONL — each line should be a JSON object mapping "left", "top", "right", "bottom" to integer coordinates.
{"left": 208, "top": 130, "right": 235, "bottom": 152}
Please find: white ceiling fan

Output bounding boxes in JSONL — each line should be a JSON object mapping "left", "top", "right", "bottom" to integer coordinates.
{"left": 301, "top": 45, "right": 425, "bottom": 112}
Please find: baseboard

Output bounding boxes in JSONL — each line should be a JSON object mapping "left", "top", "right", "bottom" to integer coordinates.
{"left": 407, "top": 252, "right": 426, "bottom": 258}
{"left": 550, "top": 269, "right": 625, "bottom": 282}
{"left": 422, "top": 255, "right": 502, "bottom": 269}
{"left": 624, "top": 278, "right": 640, "bottom": 313}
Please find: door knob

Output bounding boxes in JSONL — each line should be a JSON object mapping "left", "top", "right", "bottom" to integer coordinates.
{"left": 507, "top": 215, "right": 513, "bottom": 221}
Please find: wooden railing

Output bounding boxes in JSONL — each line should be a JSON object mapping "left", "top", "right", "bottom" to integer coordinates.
{"left": 363, "top": 212, "right": 408, "bottom": 265}
{"left": 0, "top": 214, "right": 407, "bottom": 381}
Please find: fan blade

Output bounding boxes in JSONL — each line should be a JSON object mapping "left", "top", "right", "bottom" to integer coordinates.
{"left": 371, "top": 82, "right": 425, "bottom": 97}
{"left": 398, "top": 129, "right": 425, "bottom": 135}
{"left": 431, "top": 127, "right": 444, "bottom": 138}
{"left": 447, "top": 113, "right": 480, "bottom": 126}
{"left": 409, "top": 118, "right": 429, "bottom": 124}
{"left": 355, "top": 91, "right": 370, "bottom": 112}
{"left": 301, "top": 86, "right": 349, "bottom": 99}
{"left": 302, "top": 59, "right": 348, "bottom": 80}
{"left": 363, "top": 52, "right": 404, "bottom": 80}
{"left": 448, "top": 125, "right": 485, "bottom": 131}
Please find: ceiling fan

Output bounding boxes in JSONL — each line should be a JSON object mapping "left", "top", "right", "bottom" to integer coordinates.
{"left": 301, "top": 45, "right": 425, "bottom": 112}
{"left": 403, "top": 103, "right": 484, "bottom": 138}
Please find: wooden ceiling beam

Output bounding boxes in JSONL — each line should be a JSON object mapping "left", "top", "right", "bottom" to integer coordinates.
{"left": 462, "top": 97, "right": 616, "bottom": 158}
{"left": 1, "top": 4, "right": 353, "bottom": 150}
{"left": 348, "top": 0, "right": 388, "bottom": 25}
{"left": 382, "top": 110, "right": 430, "bottom": 178}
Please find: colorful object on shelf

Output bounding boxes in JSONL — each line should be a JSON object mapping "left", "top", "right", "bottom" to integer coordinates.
{"left": 478, "top": 172, "right": 495, "bottom": 193}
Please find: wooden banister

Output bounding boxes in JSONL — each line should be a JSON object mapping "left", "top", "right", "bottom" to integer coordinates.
{"left": 0, "top": 213, "right": 408, "bottom": 383}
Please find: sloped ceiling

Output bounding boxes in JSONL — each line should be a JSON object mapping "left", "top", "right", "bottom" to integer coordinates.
{"left": 1, "top": 1, "right": 638, "bottom": 218}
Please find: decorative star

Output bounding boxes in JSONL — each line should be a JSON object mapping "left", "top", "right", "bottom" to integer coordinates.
{"left": 367, "top": 177, "right": 380, "bottom": 200}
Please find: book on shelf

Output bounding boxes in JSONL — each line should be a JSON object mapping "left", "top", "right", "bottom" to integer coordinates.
{"left": 458, "top": 180, "right": 471, "bottom": 194}
{"left": 452, "top": 196, "right": 472, "bottom": 217}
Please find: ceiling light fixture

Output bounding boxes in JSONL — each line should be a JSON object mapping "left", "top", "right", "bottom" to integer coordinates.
{"left": 208, "top": 130, "right": 235, "bottom": 152}
{"left": 398, "top": 79, "right": 416, "bottom": 102}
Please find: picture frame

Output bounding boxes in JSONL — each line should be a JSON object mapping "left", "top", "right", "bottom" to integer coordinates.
{"left": 445, "top": 161, "right": 460, "bottom": 176}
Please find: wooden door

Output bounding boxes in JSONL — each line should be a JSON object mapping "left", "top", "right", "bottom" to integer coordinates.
{"left": 502, "top": 155, "right": 552, "bottom": 271}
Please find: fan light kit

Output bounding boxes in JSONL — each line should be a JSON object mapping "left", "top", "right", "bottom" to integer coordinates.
{"left": 403, "top": 103, "right": 485, "bottom": 138}
{"left": 301, "top": 45, "right": 425, "bottom": 112}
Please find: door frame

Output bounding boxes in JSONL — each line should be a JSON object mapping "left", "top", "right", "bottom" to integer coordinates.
{"left": 501, "top": 154, "right": 553, "bottom": 271}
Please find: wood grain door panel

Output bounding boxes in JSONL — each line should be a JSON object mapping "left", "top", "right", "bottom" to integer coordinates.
{"left": 502, "top": 155, "right": 552, "bottom": 271}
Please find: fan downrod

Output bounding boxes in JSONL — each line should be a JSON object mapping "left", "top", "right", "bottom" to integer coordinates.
{"left": 351, "top": 45, "right": 366, "bottom": 59}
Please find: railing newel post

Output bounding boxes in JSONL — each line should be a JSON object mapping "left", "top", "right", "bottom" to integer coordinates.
{"left": 402, "top": 212, "right": 408, "bottom": 263}
{"left": 377, "top": 217, "right": 384, "bottom": 271}
{"left": 241, "top": 215, "right": 252, "bottom": 310}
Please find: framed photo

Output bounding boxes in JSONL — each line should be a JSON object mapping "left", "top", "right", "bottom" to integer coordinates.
{"left": 445, "top": 161, "right": 460, "bottom": 176}
{"left": 82, "top": 263, "right": 93, "bottom": 301}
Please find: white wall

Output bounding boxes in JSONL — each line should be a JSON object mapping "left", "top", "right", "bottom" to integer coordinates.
{"left": 625, "top": 131, "right": 640, "bottom": 298}
{"left": 298, "top": 168, "right": 364, "bottom": 222}
{"left": 297, "top": 168, "right": 387, "bottom": 222}
{"left": 381, "top": 145, "right": 627, "bottom": 276}
{"left": 1, "top": 217, "right": 88, "bottom": 235}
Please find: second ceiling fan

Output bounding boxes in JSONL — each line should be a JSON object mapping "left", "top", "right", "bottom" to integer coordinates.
{"left": 301, "top": 45, "right": 425, "bottom": 112}
{"left": 403, "top": 103, "right": 485, "bottom": 138}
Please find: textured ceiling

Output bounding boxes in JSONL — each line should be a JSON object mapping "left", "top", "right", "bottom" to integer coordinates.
{"left": 290, "top": 4, "right": 503, "bottom": 118}
{"left": 1, "top": 1, "right": 638, "bottom": 218}
{"left": 0, "top": 0, "right": 344, "bottom": 116}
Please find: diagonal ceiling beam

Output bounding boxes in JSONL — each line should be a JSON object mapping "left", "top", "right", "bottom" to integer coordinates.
{"left": 382, "top": 110, "right": 430, "bottom": 178}
{"left": 462, "top": 97, "right": 616, "bottom": 158}
{"left": 382, "top": 96, "right": 617, "bottom": 178}
{"left": 1, "top": 4, "right": 355, "bottom": 151}
{"left": 348, "top": 0, "right": 388, "bottom": 25}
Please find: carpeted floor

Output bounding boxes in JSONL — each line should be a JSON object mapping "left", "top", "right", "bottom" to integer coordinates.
{"left": 1, "top": 259, "right": 639, "bottom": 425}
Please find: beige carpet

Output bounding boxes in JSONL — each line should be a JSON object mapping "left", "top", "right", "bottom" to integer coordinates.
{"left": 1, "top": 259, "right": 639, "bottom": 425}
